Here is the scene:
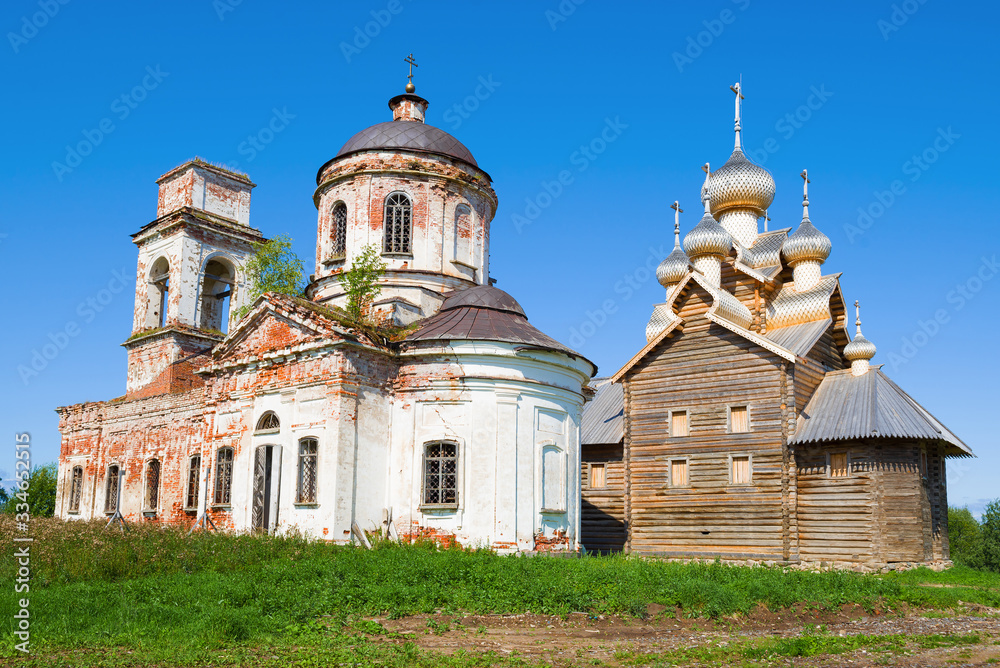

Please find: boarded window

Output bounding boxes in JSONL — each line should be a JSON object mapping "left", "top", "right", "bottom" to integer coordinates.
{"left": 104, "top": 465, "right": 120, "bottom": 514}
{"left": 731, "top": 456, "right": 751, "bottom": 484}
{"left": 144, "top": 459, "right": 160, "bottom": 510}
{"left": 331, "top": 202, "right": 347, "bottom": 258}
{"left": 541, "top": 445, "right": 566, "bottom": 511}
{"left": 384, "top": 192, "right": 412, "bottom": 254}
{"left": 730, "top": 406, "right": 749, "bottom": 433}
{"left": 671, "top": 459, "right": 688, "bottom": 486}
{"left": 255, "top": 412, "right": 279, "bottom": 433}
{"left": 297, "top": 438, "right": 318, "bottom": 503}
{"left": 590, "top": 463, "right": 606, "bottom": 489}
{"left": 671, "top": 410, "right": 689, "bottom": 437}
{"left": 830, "top": 452, "right": 849, "bottom": 478}
{"left": 186, "top": 455, "right": 201, "bottom": 510}
{"left": 69, "top": 466, "right": 83, "bottom": 513}
{"left": 214, "top": 448, "right": 234, "bottom": 505}
{"left": 423, "top": 442, "right": 457, "bottom": 505}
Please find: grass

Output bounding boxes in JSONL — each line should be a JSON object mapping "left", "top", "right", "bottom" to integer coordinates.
{"left": 3, "top": 516, "right": 999, "bottom": 666}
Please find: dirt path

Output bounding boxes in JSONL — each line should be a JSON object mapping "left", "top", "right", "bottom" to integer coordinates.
{"left": 369, "top": 605, "right": 1000, "bottom": 666}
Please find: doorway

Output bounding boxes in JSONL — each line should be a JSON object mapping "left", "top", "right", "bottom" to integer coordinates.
{"left": 252, "top": 445, "right": 281, "bottom": 534}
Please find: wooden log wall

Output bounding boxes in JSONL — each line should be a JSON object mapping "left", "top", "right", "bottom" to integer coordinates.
{"left": 580, "top": 443, "right": 626, "bottom": 553}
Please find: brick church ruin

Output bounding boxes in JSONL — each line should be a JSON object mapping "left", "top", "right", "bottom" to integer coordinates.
{"left": 56, "top": 75, "right": 971, "bottom": 566}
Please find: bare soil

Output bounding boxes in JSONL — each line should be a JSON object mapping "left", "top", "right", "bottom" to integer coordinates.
{"left": 369, "top": 604, "right": 1000, "bottom": 666}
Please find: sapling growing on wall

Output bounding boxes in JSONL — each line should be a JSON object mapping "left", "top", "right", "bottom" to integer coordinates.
{"left": 342, "top": 244, "right": 386, "bottom": 322}
{"left": 237, "top": 234, "right": 305, "bottom": 319}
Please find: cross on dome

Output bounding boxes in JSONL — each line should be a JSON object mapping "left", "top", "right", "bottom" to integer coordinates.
{"left": 404, "top": 53, "right": 418, "bottom": 93}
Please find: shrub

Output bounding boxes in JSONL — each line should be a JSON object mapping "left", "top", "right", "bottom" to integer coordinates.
{"left": 948, "top": 506, "right": 985, "bottom": 569}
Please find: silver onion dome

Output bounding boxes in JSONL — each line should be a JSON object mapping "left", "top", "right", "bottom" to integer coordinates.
{"left": 707, "top": 149, "right": 776, "bottom": 218}
{"left": 658, "top": 213, "right": 690, "bottom": 287}
{"left": 844, "top": 330, "right": 877, "bottom": 362}
{"left": 684, "top": 210, "right": 732, "bottom": 259}
{"left": 783, "top": 218, "right": 832, "bottom": 265}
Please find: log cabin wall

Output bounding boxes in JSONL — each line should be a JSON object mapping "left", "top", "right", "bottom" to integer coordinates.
{"left": 580, "top": 443, "right": 626, "bottom": 553}
{"left": 624, "top": 288, "right": 791, "bottom": 560}
{"left": 869, "top": 442, "right": 933, "bottom": 563}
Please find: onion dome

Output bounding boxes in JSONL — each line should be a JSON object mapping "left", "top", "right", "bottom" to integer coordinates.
{"left": 782, "top": 170, "right": 832, "bottom": 265}
{"left": 844, "top": 300, "right": 877, "bottom": 368}
{"left": 685, "top": 170, "right": 732, "bottom": 259}
{"left": 657, "top": 202, "right": 690, "bottom": 287}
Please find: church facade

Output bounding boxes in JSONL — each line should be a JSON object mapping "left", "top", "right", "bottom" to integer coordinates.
{"left": 54, "top": 83, "right": 595, "bottom": 553}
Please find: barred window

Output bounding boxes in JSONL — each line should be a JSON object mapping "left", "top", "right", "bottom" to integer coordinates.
{"left": 144, "top": 459, "right": 160, "bottom": 510}
{"left": 185, "top": 455, "right": 201, "bottom": 510}
{"left": 104, "top": 464, "right": 120, "bottom": 514}
{"left": 297, "top": 438, "right": 318, "bottom": 503}
{"left": 214, "top": 448, "right": 234, "bottom": 505}
{"left": 383, "top": 192, "right": 412, "bottom": 254}
{"left": 331, "top": 203, "right": 347, "bottom": 258}
{"left": 255, "top": 412, "right": 279, "bottom": 433}
{"left": 423, "top": 442, "right": 457, "bottom": 505}
{"left": 68, "top": 466, "right": 83, "bottom": 513}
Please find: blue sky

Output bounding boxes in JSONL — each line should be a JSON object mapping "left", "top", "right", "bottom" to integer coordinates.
{"left": 1, "top": 1, "right": 997, "bottom": 514}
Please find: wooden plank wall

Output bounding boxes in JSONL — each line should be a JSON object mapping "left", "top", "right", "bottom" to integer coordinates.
{"left": 624, "top": 285, "right": 790, "bottom": 560}
{"left": 580, "top": 443, "right": 626, "bottom": 553}
{"left": 872, "top": 443, "right": 926, "bottom": 563}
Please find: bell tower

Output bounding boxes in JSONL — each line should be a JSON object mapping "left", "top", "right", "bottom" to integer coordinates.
{"left": 124, "top": 159, "right": 266, "bottom": 397}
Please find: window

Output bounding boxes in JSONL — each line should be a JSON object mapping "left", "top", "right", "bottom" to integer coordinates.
{"left": 423, "top": 442, "right": 457, "bottom": 506}
{"left": 213, "top": 448, "right": 234, "bottom": 505}
{"left": 104, "top": 464, "right": 120, "bottom": 514}
{"left": 453, "top": 203, "right": 472, "bottom": 264}
{"left": 731, "top": 455, "right": 751, "bottom": 485}
{"left": 297, "top": 438, "right": 318, "bottom": 503}
{"left": 670, "top": 459, "right": 689, "bottom": 487}
{"left": 146, "top": 256, "right": 170, "bottom": 328}
{"left": 671, "top": 410, "right": 689, "bottom": 437}
{"left": 920, "top": 449, "right": 928, "bottom": 479}
{"left": 199, "top": 258, "right": 235, "bottom": 333}
{"left": 383, "top": 192, "right": 412, "bottom": 254}
{"left": 729, "top": 406, "right": 749, "bottom": 433}
{"left": 68, "top": 466, "right": 83, "bottom": 513}
{"left": 255, "top": 412, "right": 280, "bottom": 433}
{"left": 331, "top": 203, "right": 347, "bottom": 258}
{"left": 830, "top": 452, "right": 849, "bottom": 478}
{"left": 185, "top": 455, "right": 201, "bottom": 510}
{"left": 590, "top": 463, "right": 606, "bottom": 489}
{"left": 144, "top": 459, "right": 160, "bottom": 510}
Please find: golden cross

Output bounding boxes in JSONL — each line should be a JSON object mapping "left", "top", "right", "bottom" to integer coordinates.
{"left": 404, "top": 53, "right": 418, "bottom": 84}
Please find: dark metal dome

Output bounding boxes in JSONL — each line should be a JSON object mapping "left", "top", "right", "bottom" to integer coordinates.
{"left": 336, "top": 121, "right": 478, "bottom": 167}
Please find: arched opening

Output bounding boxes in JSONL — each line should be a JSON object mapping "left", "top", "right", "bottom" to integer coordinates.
{"left": 200, "top": 258, "right": 236, "bottom": 333}
{"left": 454, "top": 204, "right": 472, "bottom": 266}
{"left": 255, "top": 411, "right": 280, "bottom": 434}
{"left": 383, "top": 192, "right": 412, "bottom": 254}
{"left": 146, "top": 257, "right": 170, "bottom": 328}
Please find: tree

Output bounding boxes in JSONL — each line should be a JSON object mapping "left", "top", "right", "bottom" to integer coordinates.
{"left": 341, "top": 244, "right": 387, "bottom": 322}
{"left": 982, "top": 499, "right": 1000, "bottom": 572}
{"left": 2, "top": 464, "right": 58, "bottom": 517}
{"left": 948, "top": 506, "right": 984, "bottom": 569}
{"left": 237, "top": 235, "right": 305, "bottom": 319}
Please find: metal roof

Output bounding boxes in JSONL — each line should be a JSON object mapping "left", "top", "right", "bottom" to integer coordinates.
{"left": 765, "top": 318, "right": 831, "bottom": 358}
{"left": 336, "top": 121, "right": 478, "bottom": 166}
{"left": 791, "top": 365, "right": 971, "bottom": 456}
{"left": 582, "top": 377, "right": 624, "bottom": 445}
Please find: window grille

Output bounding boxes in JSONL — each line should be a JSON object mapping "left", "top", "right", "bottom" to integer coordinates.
{"left": 104, "top": 465, "right": 120, "bottom": 514}
{"left": 671, "top": 459, "right": 688, "bottom": 486}
{"left": 214, "top": 448, "right": 234, "bottom": 505}
{"left": 255, "top": 412, "right": 279, "bottom": 433}
{"left": 671, "top": 410, "right": 689, "bottom": 437}
{"left": 590, "top": 463, "right": 606, "bottom": 488}
{"left": 331, "top": 203, "right": 347, "bottom": 258}
{"left": 186, "top": 455, "right": 201, "bottom": 509}
{"left": 144, "top": 460, "right": 160, "bottom": 510}
{"left": 830, "top": 452, "right": 849, "bottom": 478}
{"left": 383, "top": 193, "right": 412, "bottom": 254}
{"left": 69, "top": 466, "right": 83, "bottom": 512}
{"left": 297, "top": 438, "right": 318, "bottom": 503}
{"left": 730, "top": 406, "right": 749, "bottom": 433}
{"left": 423, "top": 442, "right": 457, "bottom": 505}
{"left": 731, "top": 456, "right": 751, "bottom": 484}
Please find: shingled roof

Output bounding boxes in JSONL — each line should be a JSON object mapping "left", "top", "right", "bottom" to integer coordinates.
{"left": 581, "top": 377, "right": 624, "bottom": 445}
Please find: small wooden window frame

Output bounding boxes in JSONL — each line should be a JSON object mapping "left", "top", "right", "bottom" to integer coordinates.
{"left": 669, "top": 409, "right": 690, "bottom": 438}
{"left": 727, "top": 405, "right": 751, "bottom": 434}
{"left": 728, "top": 453, "right": 753, "bottom": 485}
{"left": 827, "top": 451, "right": 851, "bottom": 478}
{"left": 589, "top": 462, "right": 607, "bottom": 489}
{"left": 668, "top": 457, "right": 690, "bottom": 488}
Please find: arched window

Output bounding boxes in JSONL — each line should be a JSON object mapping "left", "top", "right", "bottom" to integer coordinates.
{"left": 422, "top": 442, "right": 458, "bottom": 506}
{"left": 331, "top": 202, "right": 347, "bottom": 259}
{"left": 185, "top": 455, "right": 201, "bottom": 510}
{"left": 214, "top": 447, "right": 234, "bottom": 505}
{"left": 144, "top": 459, "right": 160, "bottom": 511}
{"left": 199, "top": 258, "right": 235, "bottom": 334}
{"left": 383, "top": 192, "right": 412, "bottom": 254}
{"left": 296, "top": 438, "right": 318, "bottom": 503}
{"left": 255, "top": 412, "right": 280, "bottom": 433}
{"left": 146, "top": 257, "right": 171, "bottom": 328}
{"left": 68, "top": 466, "right": 84, "bottom": 513}
{"left": 453, "top": 203, "right": 472, "bottom": 265}
{"left": 104, "top": 464, "right": 120, "bottom": 514}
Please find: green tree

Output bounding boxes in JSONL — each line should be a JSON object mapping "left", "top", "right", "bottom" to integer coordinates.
{"left": 237, "top": 234, "right": 305, "bottom": 319}
{"left": 982, "top": 499, "right": 1000, "bottom": 572}
{"left": 2, "top": 464, "right": 58, "bottom": 517}
{"left": 341, "top": 244, "right": 387, "bottom": 321}
{"left": 948, "top": 506, "right": 984, "bottom": 569}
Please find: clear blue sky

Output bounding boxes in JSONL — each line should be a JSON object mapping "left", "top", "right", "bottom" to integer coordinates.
{"left": 1, "top": 1, "right": 997, "bottom": 514}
